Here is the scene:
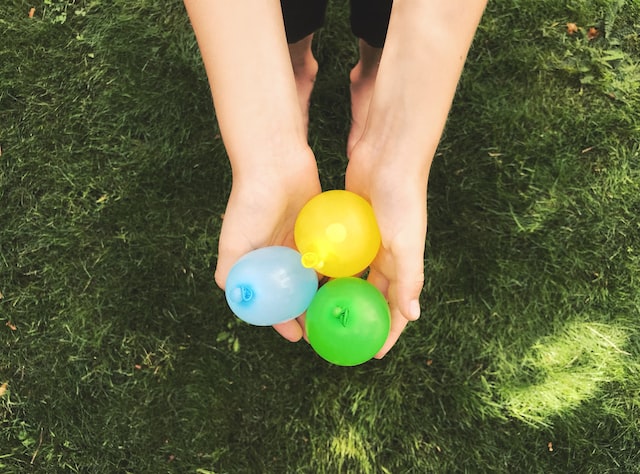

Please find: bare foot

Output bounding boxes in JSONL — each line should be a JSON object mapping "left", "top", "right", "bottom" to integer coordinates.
{"left": 347, "top": 40, "right": 383, "bottom": 157}
{"left": 288, "top": 34, "right": 318, "bottom": 134}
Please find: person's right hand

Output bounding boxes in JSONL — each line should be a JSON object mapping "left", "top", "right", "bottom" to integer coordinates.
{"left": 214, "top": 147, "right": 321, "bottom": 343}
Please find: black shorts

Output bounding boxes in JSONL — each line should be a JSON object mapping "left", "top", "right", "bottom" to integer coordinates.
{"left": 281, "top": 0, "right": 393, "bottom": 48}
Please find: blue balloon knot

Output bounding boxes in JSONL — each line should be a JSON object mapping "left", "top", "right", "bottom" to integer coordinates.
{"left": 231, "top": 286, "right": 254, "bottom": 304}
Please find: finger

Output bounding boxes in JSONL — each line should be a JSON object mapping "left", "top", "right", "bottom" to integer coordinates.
{"left": 388, "top": 235, "right": 425, "bottom": 322}
{"left": 374, "top": 310, "right": 410, "bottom": 359}
{"left": 389, "top": 274, "right": 424, "bottom": 322}
{"left": 215, "top": 232, "right": 251, "bottom": 291}
{"left": 214, "top": 194, "right": 265, "bottom": 289}
{"left": 297, "top": 313, "right": 309, "bottom": 342}
{"left": 272, "top": 319, "right": 304, "bottom": 342}
{"left": 214, "top": 261, "right": 231, "bottom": 291}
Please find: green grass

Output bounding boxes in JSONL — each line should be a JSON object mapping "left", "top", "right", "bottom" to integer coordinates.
{"left": 1, "top": 0, "right": 640, "bottom": 472}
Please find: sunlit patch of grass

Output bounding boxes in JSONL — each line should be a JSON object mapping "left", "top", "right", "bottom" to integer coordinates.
{"left": 499, "top": 322, "right": 631, "bottom": 426}
{"left": 327, "top": 423, "right": 376, "bottom": 474}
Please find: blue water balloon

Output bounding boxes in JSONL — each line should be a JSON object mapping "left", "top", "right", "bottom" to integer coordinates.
{"left": 225, "top": 246, "right": 319, "bottom": 326}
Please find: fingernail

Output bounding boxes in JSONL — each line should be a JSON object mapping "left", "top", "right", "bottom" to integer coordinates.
{"left": 409, "top": 299, "right": 421, "bottom": 320}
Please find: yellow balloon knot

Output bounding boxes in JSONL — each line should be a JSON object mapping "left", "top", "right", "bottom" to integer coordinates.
{"left": 301, "top": 252, "right": 323, "bottom": 270}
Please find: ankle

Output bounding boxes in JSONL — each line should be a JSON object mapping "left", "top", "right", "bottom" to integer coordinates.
{"left": 293, "top": 55, "right": 318, "bottom": 82}
{"left": 288, "top": 34, "right": 318, "bottom": 79}
{"left": 353, "top": 39, "right": 383, "bottom": 78}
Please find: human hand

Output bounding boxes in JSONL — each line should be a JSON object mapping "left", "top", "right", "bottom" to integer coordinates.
{"left": 215, "top": 148, "right": 321, "bottom": 343}
{"left": 345, "top": 142, "right": 428, "bottom": 359}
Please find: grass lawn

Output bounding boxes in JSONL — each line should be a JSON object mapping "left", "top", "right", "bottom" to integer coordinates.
{"left": 2, "top": 0, "right": 640, "bottom": 472}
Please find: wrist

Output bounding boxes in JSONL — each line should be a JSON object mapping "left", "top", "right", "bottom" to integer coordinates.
{"left": 354, "top": 124, "right": 436, "bottom": 180}
{"left": 229, "top": 141, "right": 317, "bottom": 183}
{"left": 348, "top": 137, "right": 432, "bottom": 191}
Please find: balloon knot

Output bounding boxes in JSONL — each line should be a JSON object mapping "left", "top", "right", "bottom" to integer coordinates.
{"left": 301, "top": 252, "right": 322, "bottom": 270}
{"left": 332, "top": 306, "right": 350, "bottom": 327}
{"left": 231, "top": 286, "right": 254, "bottom": 303}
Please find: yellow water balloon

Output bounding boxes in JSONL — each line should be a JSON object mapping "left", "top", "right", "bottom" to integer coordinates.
{"left": 294, "top": 190, "right": 381, "bottom": 278}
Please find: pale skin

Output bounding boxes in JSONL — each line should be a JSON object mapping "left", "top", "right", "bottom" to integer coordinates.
{"left": 184, "top": 0, "right": 487, "bottom": 358}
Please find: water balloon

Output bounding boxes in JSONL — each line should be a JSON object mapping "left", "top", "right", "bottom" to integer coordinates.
{"left": 305, "top": 277, "right": 391, "bottom": 366}
{"left": 294, "top": 190, "right": 381, "bottom": 278}
{"left": 225, "top": 246, "right": 318, "bottom": 326}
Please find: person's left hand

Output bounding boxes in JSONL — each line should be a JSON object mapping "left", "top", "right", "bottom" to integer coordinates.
{"left": 345, "top": 141, "right": 428, "bottom": 358}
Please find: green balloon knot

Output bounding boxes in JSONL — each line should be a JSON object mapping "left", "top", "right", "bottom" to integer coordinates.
{"left": 332, "top": 306, "right": 350, "bottom": 327}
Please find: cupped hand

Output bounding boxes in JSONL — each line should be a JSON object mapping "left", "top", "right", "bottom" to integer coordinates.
{"left": 345, "top": 142, "right": 428, "bottom": 358}
{"left": 215, "top": 151, "right": 322, "bottom": 342}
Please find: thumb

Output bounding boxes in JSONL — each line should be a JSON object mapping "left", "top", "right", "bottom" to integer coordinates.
{"left": 214, "top": 206, "right": 257, "bottom": 290}
{"left": 392, "top": 270, "right": 424, "bottom": 321}
{"left": 374, "top": 262, "right": 422, "bottom": 360}
{"left": 388, "top": 226, "right": 426, "bottom": 322}
{"left": 214, "top": 234, "right": 251, "bottom": 291}
{"left": 273, "top": 318, "right": 304, "bottom": 342}
{"left": 214, "top": 247, "right": 240, "bottom": 291}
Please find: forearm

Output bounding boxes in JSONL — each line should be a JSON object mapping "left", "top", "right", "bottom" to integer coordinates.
{"left": 183, "top": 1, "right": 308, "bottom": 175}
{"left": 361, "top": 0, "right": 487, "bottom": 176}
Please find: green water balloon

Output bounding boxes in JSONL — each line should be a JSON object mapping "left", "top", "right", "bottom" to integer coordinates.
{"left": 305, "top": 277, "right": 391, "bottom": 366}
